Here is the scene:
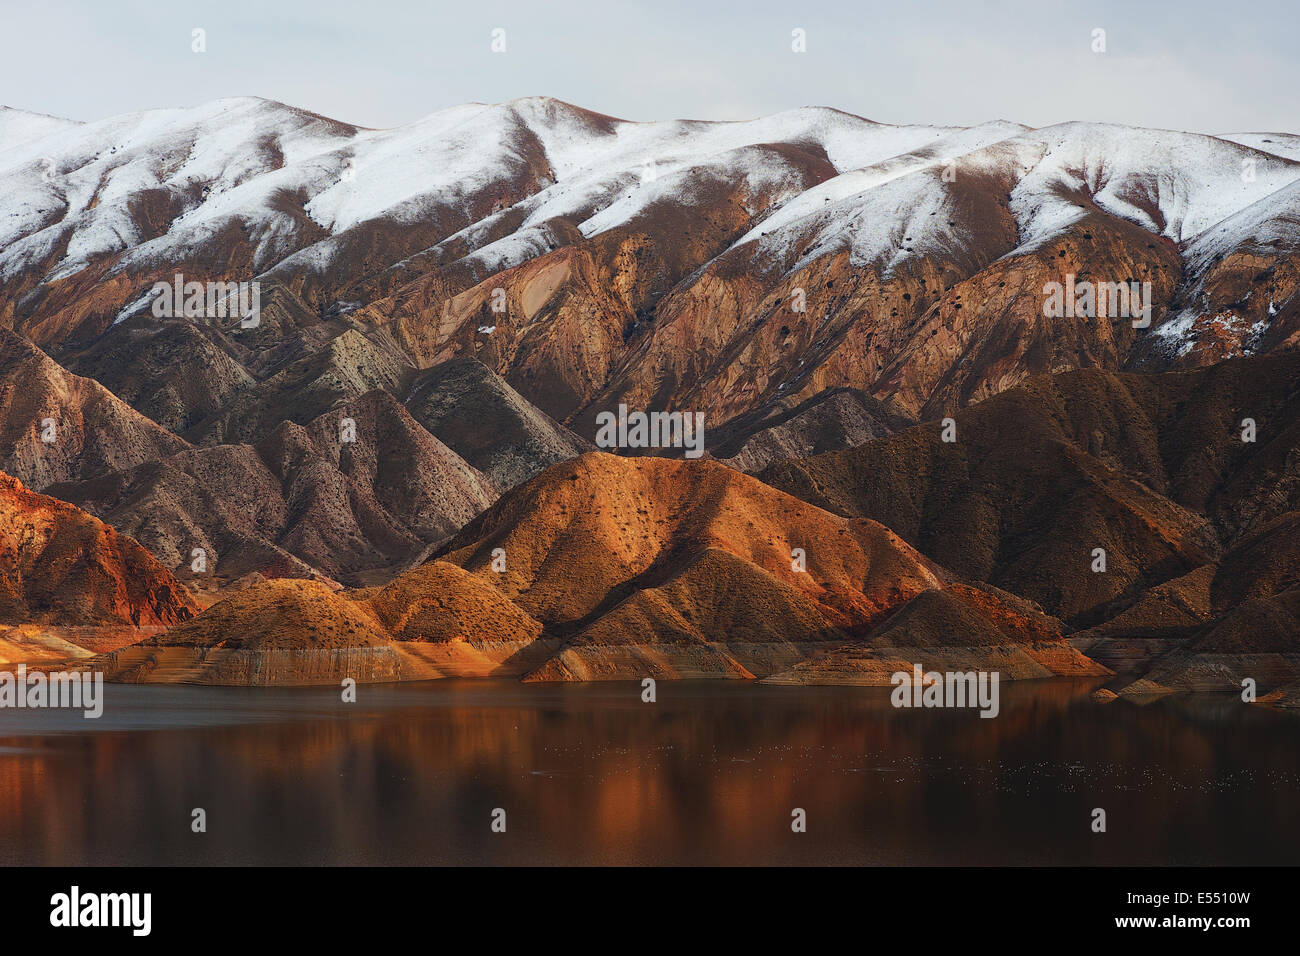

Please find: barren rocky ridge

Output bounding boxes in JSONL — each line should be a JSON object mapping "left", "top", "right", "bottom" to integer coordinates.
{"left": 1, "top": 97, "right": 1298, "bottom": 694}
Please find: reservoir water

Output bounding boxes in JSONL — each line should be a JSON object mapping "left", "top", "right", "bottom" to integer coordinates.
{"left": 1, "top": 678, "right": 1297, "bottom": 865}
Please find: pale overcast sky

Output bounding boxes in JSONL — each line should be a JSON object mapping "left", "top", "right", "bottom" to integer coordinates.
{"left": 1, "top": 0, "right": 1295, "bottom": 133}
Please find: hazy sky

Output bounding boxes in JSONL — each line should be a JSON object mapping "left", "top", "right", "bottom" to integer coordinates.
{"left": 2, "top": 0, "right": 1295, "bottom": 133}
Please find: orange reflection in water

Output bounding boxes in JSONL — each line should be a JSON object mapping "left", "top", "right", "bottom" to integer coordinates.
{"left": 0, "top": 679, "right": 1297, "bottom": 865}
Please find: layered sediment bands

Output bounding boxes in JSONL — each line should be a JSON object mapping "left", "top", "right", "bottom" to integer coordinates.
{"left": 1090, "top": 513, "right": 1300, "bottom": 694}
{"left": 91, "top": 645, "right": 410, "bottom": 685}
{"left": 0, "top": 472, "right": 198, "bottom": 628}
{"left": 1126, "top": 590, "right": 1300, "bottom": 695}
{"left": 92, "top": 637, "right": 548, "bottom": 685}
{"left": 0, "top": 624, "right": 157, "bottom": 665}
{"left": 763, "top": 586, "right": 1108, "bottom": 684}
{"left": 1068, "top": 565, "right": 1218, "bottom": 673}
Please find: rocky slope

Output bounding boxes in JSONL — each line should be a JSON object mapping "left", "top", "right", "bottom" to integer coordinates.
{"left": 1074, "top": 512, "right": 1300, "bottom": 696}
{"left": 61, "top": 317, "right": 256, "bottom": 433}
{"left": 0, "top": 471, "right": 197, "bottom": 629}
{"left": 3, "top": 98, "right": 1298, "bottom": 460}
{"left": 1, "top": 96, "right": 1298, "bottom": 690}
{"left": 47, "top": 390, "right": 496, "bottom": 585}
{"left": 89, "top": 563, "right": 550, "bottom": 684}
{"left": 0, "top": 329, "right": 189, "bottom": 489}
{"left": 90, "top": 453, "right": 1104, "bottom": 685}
{"left": 713, "top": 387, "right": 914, "bottom": 472}
{"left": 403, "top": 356, "right": 591, "bottom": 488}
{"left": 760, "top": 352, "right": 1300, "bottom": 696}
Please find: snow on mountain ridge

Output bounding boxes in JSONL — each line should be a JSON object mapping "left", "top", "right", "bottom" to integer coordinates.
{"left": 2, "top": 97, "right": 1299, "bottom": 307}
{"left": 1219, "top": 133, "right": 1300, "bottom": 163}
{"left": 0, "top": 97, "right": 360, "bottom": 281}
{"left": 1007, "top": 122, "right": 1300, "bottom": 249}
{"left": 0, "top": 106, "right": 80, "bottom": 153}
{"left": 727, "top": 120, "right": 1032, "bottom": 274}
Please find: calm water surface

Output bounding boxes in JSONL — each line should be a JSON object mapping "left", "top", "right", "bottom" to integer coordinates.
{"left": 1, "top": 678, "right": 1297, "bottom": 865}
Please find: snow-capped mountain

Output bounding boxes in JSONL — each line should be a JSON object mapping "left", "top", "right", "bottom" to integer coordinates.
{"left": 4, "top": 98, "right": 1300, "bottom": 693}
{"left": 2, "top": 96, "right": 1298, "bottom": 432}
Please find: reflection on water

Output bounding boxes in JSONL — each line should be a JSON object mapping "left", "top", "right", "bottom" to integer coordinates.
{"left": 1, "top": 678, "right": 1298, "bottom": 865}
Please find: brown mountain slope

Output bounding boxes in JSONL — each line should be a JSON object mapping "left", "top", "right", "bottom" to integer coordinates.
{"left": 712, "top": 386, "right": 914, "bottom": 472}
{"left": 358, "top": 561, "right": 543, "bottom": 645}
{"left": 758, "top": 353, "right": 1300, "bottom": 697}
{"left": 760, "top": 370, "right": 1222, "bottom": 624}
{"left": 435, "top": 452, "right": 1103, "bottom": 682}
{"left": 90, "top": 452, "right": 1103, "bottom": 685}
{"left": 403, "top": 356, "right": 590, "bottom": 489}
{"left": 87, "top": 565, "right": 548, "bottom": 685}
{"left": 765, "top": 584, "right": 1102, "bottom": 685}
{"left": 583, "top": 180, "right": 1178, "bottom": 431}
{"left": 258, "top": 389, "right": 496, "bottom": 577}
{"left": 366, "top": 140, "right": 841, "bottom": 419}
{"left": 185, "top": 327, "right": 414, "bottom": 445}
{"left": 763, "top": 350, "right": 1300, "bottom": 550}
{"left": 1107, "top": 353, "right": 1300, "bottom": 543}
{"left": 1076, "top": 512, "right": 1300, "bottom": 694}
{"left": 62, "top": 317, "right": 256, "bottom": 433}
{"left": 437, "top": 452, "right": 946, "bottom": 632}
{"left": 0, "top": 472, "right": 197, "bottom": 628}
{"left": 1120, "top": 588, "right": 1300, "bottom": 698}
{"left": 49, "top": 390, "right": 496, "bottom": 584}
{"left": 5, "top": 102, "right": 1300, "bottom": 464}
{"left": 0, "top": 330, "right": 189, "bottom": 489}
